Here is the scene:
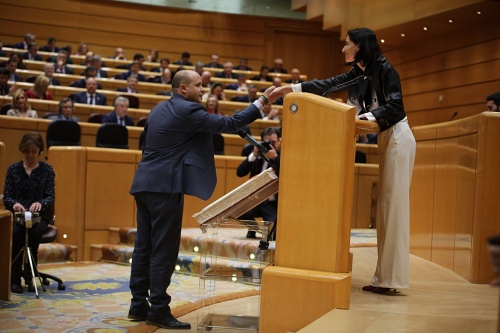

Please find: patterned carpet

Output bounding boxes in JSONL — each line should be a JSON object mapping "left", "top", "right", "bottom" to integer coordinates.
{"left": 0, "top": 262, "right": 260, "bottom": 332}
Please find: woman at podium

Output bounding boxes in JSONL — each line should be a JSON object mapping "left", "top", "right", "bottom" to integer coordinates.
{"left": 274, "top": 27, "right": 416, "bottom": 296}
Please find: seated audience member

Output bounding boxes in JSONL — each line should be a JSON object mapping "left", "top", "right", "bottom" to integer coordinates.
{"left": 262, "top": 104, "right": 280, "bottom": 121}
{"left": 124, "top": 54, "right": 146, "bottom": 70}
{"left": 60, "top": 45, "right": 74, "bottom": 64}
{"left": 3, "top": 131, "right": 55, "bottom": 294}
{"left": 205, "top": 94, "right": 222, "bottom": 115}
{"left": 270, "top": 77, "right": 284, "bottom": 105}
{"left": 486, "top": 92, "right": 500, "bottom": 112}
{"left": 72, "top": 78, "right": 107, "bottom": 105}
{"left": 43, "top": 62, "right": 60, "bottom": 86}
{"left": 39, "top": 37, "right": 59, "bottom": 53}
{"left": 0, "top": 40, "right": 6, "bottom": 57}
{"left": 26, "top": 75, "right": 53, "bottom": 100}
{"left": 13, "top": 33, "right": 36, "bottom": 50}
{"left": 0, "top": 67, "right": 12, "bottom": 96}
{"left": 53, "top": 50, "right": 74, "bottom": 74}
{"left": 236, "top": 127, "right": 281, "bottom": 238}
{"left": 205, "top": 53, "right": 223, "bottom": 68}
{"left": 232, "top": 84, "right": 258, "bottom": 103}
{"left": 269, "top": 58, "right": 287, "bottom": 74}
{"left": 202, "top": 82, "right": 226, "bottom": 101}
{"left": 152, "top": 68, "right": 172, "bottom": 85}
{"left": 151, "top": 57, "right": 170, "bottom": 73}
{"left": 81, "top": 51, "right": 94, "bottom": 66}
{"left": 90, "top": 54, "right": 107, "bottom": 78}
{"left": 7, "top": 89, "right": 38, "bottom": 118}
{"left": 75, "top": 42, "right": 89, "bottom": 56}
{"left": 285, "top": 68, "right": 304, "bottom": 84}
{"left": 234, "top": 57, "right": 252, "bottom": 71}
{"left": 194, "top": 61, "right": 204, "bottom": 75}
{"left": 201, "top": 71, "right": 212, "bottom": 88}
{"left": 70, "top": 66, "right": 102, "bottom": 89}
{"left": 22, "top": 42, "right": 42, "bottom": 61}
{"left": 102, "top": 96, "right": 134, "bottom": 126}
{"left": 215, "top": 61, "right": 239, "bottom": 79}
{"left": 251, "top": 65, "right": 273, "bottom": 82}
{"left": 146, "top": 49, "right": 159, "bottom": 63}
{"left": 49, "top": 97, "right": 80, "bottom": 121}
{"left": 226, "top": 74, "right": 248, "bottom": 91}
{"left": 119, "top": 62, "right": 146, "bottom": 82}
{"left": 7, "top": 58, "right": 23, "bottom": 82}
{"left": 116, "top": 76, "right": 139, "bottom": 94}
{"left": 173, "top": 51, "right": 192, "bottom": 66}
{"left": 110, "top": 47, "right": 127, "bottom": 60}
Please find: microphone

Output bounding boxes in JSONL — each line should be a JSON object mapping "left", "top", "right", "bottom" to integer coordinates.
{"left": 322, "top": 75, "right": 368, "bottom": 97}
{"left": 449, "top": 112, "right": 458, "bottom": 121}
{"left": 236, "top": 128, "right": 269, "bottom": 154}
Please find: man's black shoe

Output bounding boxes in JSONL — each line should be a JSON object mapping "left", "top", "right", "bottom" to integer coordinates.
{"left": 128, "top": 304, "right": 150, "bottom": 321}
{"left": 11, "top": 284, "right": 23, "bottom": 294}
{"left": 146, "top": 314, "right": 191, "bottom": 330}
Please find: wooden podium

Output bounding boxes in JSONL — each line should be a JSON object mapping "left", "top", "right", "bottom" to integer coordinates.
{"left": 259, "top": 92, "right": 358, "bottom": 333}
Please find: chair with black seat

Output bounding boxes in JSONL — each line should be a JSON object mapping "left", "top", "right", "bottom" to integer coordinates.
{"left": 136, "top": 116, "right": 147, "bottom": 127}
{"left": 96, "top": 123, "right": 129, "bottom": 149}
{"left": 46, "top": 120, "right": 81, "bottom": 149}
{"left": 26, "top": 75, "right": 38, "bottom": 83}
{"left": 117, "top": 94, "right": 140, "bottom": 109}
{"left": 212, "top": 133, "right": 225, "bottom": 155}
{"left": 87, "top": 113, "right": 103, "bottom": 123}
{"left": 1, "top": 103, "right": 11, "bottom": 115}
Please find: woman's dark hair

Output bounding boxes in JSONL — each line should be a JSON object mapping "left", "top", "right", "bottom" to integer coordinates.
{"left": 347, "top": 28, "right": 382, "bottom": 66}
{"left": 19, "top": 131, "right": 44, "bottom": 154}
{"left": 210, "top": 82, "right": 224, "bottom": 93}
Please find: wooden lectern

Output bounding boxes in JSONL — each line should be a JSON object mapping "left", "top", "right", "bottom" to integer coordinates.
{"left": 259, "top": 93, "right": 358, "bottom": 333}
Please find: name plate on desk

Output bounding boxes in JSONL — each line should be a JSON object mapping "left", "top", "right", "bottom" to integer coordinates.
{"left": 193, "top": 168, "right": 279, "bottom": 228}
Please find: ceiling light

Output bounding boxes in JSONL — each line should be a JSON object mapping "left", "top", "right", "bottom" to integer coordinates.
{"left": 423, "top": 27, "right": 428, "bottom": 31}
{"left": 381, "top": 39, "right": 385, "bottom": 43}
{"left": 401, "top": 33, "right": 406, "bottom": 37}
{"left": 477, "top": 11, "right": 481, "bottom": 15}
{"left": 448, "top": 19, "right": 453, "bottom": 23}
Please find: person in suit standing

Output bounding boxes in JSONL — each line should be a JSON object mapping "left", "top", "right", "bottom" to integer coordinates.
{"left": 102, "top": 96, "right": 134, "bottom": 126}
{"left": 237, "top": 127, "right": 281, "bottom": 238}
{"left": 127, "top": 70, "right": 278, "bottom": 329}
{"left": 72, "top": 78, "right": 107, "bottom": 105}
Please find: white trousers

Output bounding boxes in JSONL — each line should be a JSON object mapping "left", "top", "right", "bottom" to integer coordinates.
{"left": 371, "top": 118, "right": 416, "bottom": 289}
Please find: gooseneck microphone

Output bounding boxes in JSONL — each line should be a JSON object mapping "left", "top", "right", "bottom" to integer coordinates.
{"left": 449, "top": 112, "right": 458, "bottom": 121}
{"left": 322, "top": 75, "right": 369, "bottom": 97}
{"left": 236, "top": 128, "right": 269, "bottom": 154}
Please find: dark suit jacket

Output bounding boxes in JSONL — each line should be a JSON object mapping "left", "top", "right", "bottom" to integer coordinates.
{"left": 96, "top": 69, "right": 108, "bottom": 78}
{"left": 102, "top": 111, "right": 134, "bottom": 126}
{"left": 48, "top": 114, "right": 80, "bottom": 122}
{"left": 39, "top": 46, "right": 60, "bottom": 53}
{"left": 10, "top": 74, "right": 24, "bottom": 82}
{"left": 55, "top": 66, "right": 74, "bottom": 75}
{"left": 130, "top": 93, "right": 261, "bottom": 200}
{"left": 152, "top": 77, "right": 170, "bottom": 84}
{"left": 13, "top": 42, "right": 27, "bottom": 49}
{"left": 120, "top": 71, "right": 146, "bottom": 82}
{"left": 0, "top": 84, "right": 11, "bottom": 96}
{"left": 215, "top": 72, "right": 239, "bottom": 79}
{"left": 22, "top": 53, "right": 42, "bottom": 61}
{"left": 70, "top": 79, "right": 102, "bottom": 89}
{"left": 48, "top": 77, "right": 60, "bottom": 86}
{"left": 72, "top": 91, "right": 107, "bottom": 105}
{"left": 115, "top": 88, "right": 138, "bottom": 94}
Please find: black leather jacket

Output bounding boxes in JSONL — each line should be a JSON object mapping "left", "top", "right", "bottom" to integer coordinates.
{"left": 301, "top": 57, "right": 406, "bottom": 132}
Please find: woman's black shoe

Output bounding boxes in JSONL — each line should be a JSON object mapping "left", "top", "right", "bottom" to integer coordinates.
{"left": 11, "top": 284, "right": 23, "bottom": 294}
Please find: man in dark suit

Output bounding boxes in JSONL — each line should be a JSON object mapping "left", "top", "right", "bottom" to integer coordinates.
{"left": 231, "top": 84, "right": 258, "bottom": 103}
{"left": 214, "top": 61, "right": 239, "bottom": 79}
{"left": 72, "top": 78, "right": 107, "bottom": 105}
{"left": 152, "top": 68, "right": 171, "bottom": 85}
{"left": 22, "top": 43, "right": 42, "bottom": 61}
{"left": 39, "top": 37, "right": 59, "bottom": 53}
{"left": 119, "top": 62, "right": 146, "bottom": 82}
{"left": 116, "top": 76, "right": 139, "bottom": 94}
{"left": 48, "top": 98, "right": 80, "bottom": 121}
{"left": 70, "top": 66, "right": 102, "bottom": 89}
{"left": 0, "top": 68, "right": 11, "bottom": 96}
{"left": 53, "top": 50, "right": 74, "bottom": 75}
{"left": 237, "top": 127, "right": 281, "bottom": 238}
{"left": 7, "top": 59, "right": 23, "bottom": 82}
{"left": 173, "top": 51, "right": 192, "bottom": 66}
{"left": 43, "top": 62, "right": 60, "bottom": 86}
{"left": 13, "top": 33, "right": 35, "bottom": 50}
{"left": 285, "top": 68, "right": 304, "bottom": 84}
{"left": 102, "top": 96, "right": 134, "bottom": 126}
{"left": 127, "top": 70, "right": 278, "bottom": 329}
{"left": 90, "top": 55, "right": 107, "bottom": 78}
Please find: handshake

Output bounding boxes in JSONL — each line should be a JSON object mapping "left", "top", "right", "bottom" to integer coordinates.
{"left": 260, "top": 85, "right": 294, "bottom": 105}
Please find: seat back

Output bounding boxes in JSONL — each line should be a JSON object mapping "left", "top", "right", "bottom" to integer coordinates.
{"left": 117, "top": 94, "right": 140, "bottom": 108}
{"left": 136, "top": 116, "right": 148, "bottom": 127}
{"left": 96, "top": 123, "right": 129, "bottom": 149}
{"left": 212, "top": 133, "right": 225, "bottom": 155}
{"left": 43, "top": 112, "right": 60, "bottom": 119}
{"left": 87, "top": 113, "right": 103, "bottom": 123}
{"left": 26, "top": 75, "right": 38, "bottom": 83}
{"left": 0, "top": 103, "right": 11, "bottom": 115}
{"left": 46, "top": 120, "right": 81, "bottom": 149}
